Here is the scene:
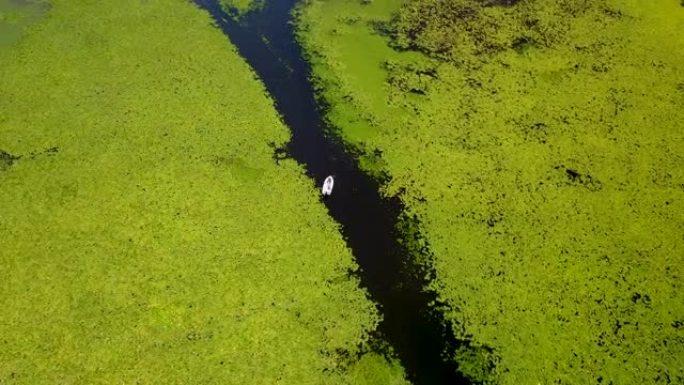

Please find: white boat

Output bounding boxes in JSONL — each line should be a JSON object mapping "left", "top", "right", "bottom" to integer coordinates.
{"left": 321, "top": 175, "right": 334, "bottom": 196}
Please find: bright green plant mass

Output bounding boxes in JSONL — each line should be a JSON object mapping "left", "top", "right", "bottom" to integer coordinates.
{"left": 0, "top": 0, "right": 408, "bottom": 383}
{"left": 0, "top": 0, "right": 48, "bottom": 50}
{"left": 297, "top": 0, "right": 684, "bottom": 383}
{"left": 219, "top": 0, "right": 262, "bottom": 15}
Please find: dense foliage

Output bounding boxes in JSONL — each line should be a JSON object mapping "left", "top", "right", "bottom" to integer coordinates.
{"left": 390, "top": 0, "right": 615, "bottom": 62}
{"left": 297, "top": 0, "right": 684, "bottom": 383}
{"left": 0, "top": 0, "right": 406, "bottom": 383}
{"left": 0, "top": 0, "right": 48, "bottom": 50}
{"left": 219, "top": 0, "right": 263, "bottom": 15}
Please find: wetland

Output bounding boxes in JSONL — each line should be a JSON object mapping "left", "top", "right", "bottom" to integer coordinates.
{"left": 1, "top": 0, "right": 683, "bottom": 384}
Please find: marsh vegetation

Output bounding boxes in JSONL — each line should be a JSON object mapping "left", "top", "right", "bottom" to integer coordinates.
{"left": 2, "top": 0, "right": 683, "bottom": 384}
{"left": 0, "top": 0, "right": 399, "bottom": 383}
{"left": 297, "top": 0, "right": 684, "bottom": 383}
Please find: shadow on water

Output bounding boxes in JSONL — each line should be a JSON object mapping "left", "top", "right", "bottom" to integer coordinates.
{"left": 193, "top": 1, "right": 471, "bottom": 384}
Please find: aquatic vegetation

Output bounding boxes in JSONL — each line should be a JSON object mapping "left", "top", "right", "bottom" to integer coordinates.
{"left": 0, "top": 0, "right": 48, "bottom": 51}
{"left": 0, "top": 0, "right": 402, "bottom": 383}
{"left": 0, "top": 149, "right": 20, "bottom": 171}
{"left": 219, "top": 0, "right": 262, "bottom": 15}
{"left": 297, "top": 0, "right": 684, "bottom": 383}
{"left": 389, "top": 0, "right": 614, "bottom": 62}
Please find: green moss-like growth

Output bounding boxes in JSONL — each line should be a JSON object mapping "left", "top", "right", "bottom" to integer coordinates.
{"left": 297, "top": 0, "right": 684, "bottom": 383}
{"left": 389, "top": 0, "right": 613, "bottom": 62}
{"left": 0, "top": 0, "right": 48, "bottom": 51}
{"left": 346, "top": 352, "right": 410, "bottom": 385}
{"left": 453, "top": 345, "right": 499, "bottom": 384}
{"left": 0, "top": 0, "right": 398, "bottom": 383}
{"left": 218, "top": 0, "right": 264, "bottom": 16}
{"left": 0, "top": 149, "right": 20, "bottom": 171}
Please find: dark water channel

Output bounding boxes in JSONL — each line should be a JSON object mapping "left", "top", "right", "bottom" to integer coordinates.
{"left": 193, "top": 1, "right": 469, "bottom": 384}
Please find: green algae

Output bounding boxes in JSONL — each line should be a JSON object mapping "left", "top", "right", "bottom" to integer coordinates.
{"left": 453, "top": 344, "right": 499, "bottom": 385}
{"left": 297, "top": 0, "right": 684, "bottom": 383}
{"left": 0, "top": 0, "right": 397, "bottom": 383}
{"left": 346, "top": 352, "right": 410, "bottom": 385}
{"left": 219, "top": 0, "right": 263, "bottom": 16}
{"left": 0, "top": 0, "right": 48, "bottom": 52}
{"left": 0, "top": 149, "right": 20, "bottom": 171}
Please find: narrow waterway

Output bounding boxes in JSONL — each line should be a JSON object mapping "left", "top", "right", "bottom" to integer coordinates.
{"left": 193, "top": 1, "right": 469, "bottom": 384}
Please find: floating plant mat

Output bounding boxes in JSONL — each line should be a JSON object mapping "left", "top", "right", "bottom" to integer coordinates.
{"left": 0, "top": 0, "right": 394, "bottom": 383}
{"left": 297, "top": 0, "right": 684, "bottom": 383}
{"left": 0, "top": 0, "right": 48, "bottom": 52}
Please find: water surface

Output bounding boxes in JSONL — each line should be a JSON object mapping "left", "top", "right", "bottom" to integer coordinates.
{"left": 193, "top": 1, "right": 469, "bottom": 384}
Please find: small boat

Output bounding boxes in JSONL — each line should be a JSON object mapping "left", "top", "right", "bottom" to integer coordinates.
{"left": 321, "top": 175, "right": 334, "bottom": 196}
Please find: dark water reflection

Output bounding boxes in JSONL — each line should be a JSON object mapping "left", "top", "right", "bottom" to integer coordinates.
{"left": 193, "top": 1, "right": 469, "bottom": 384}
